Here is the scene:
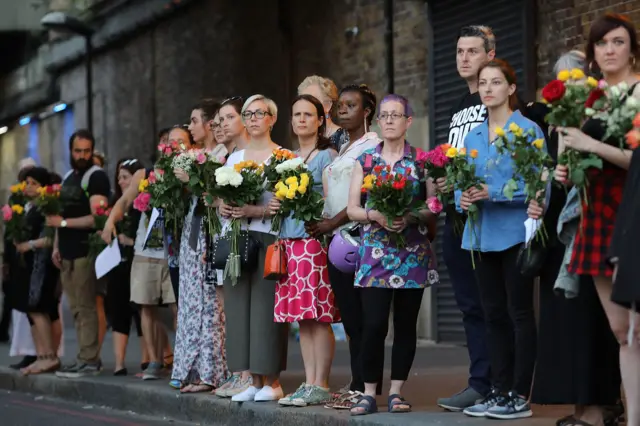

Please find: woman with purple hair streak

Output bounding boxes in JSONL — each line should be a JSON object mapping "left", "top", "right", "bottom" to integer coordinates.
{"left": 346, "top": 94, "right": 439, "bottom": 416}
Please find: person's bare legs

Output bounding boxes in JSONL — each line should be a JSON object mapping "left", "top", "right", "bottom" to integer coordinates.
{"left": 594, "top": 277, "right": 639, "bottom": 426}
{"left": 299, "top": 321, "right": 317, "bottom": 385}
{"left": 29, "top": 313, "right": 58, "bottom": 372}
{"left": 51, "top": 319, "right": 62, "bottom": 354}
{"left": 112, "top": 331, "right": 129, "bottom": 371}
{"left": 311, "top": 321, "right": 334, "bottom": 389}
{"left": 140, "top": 305, "right": 159, "bottom": 364}
{"left": 96, "top": 296, "right": 107, "bottom": 352}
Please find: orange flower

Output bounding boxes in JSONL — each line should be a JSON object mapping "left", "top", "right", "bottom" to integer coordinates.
{"left": 470, "top": 149, "right": 479, "bottom": 158}
{"left": 626, "top": 129, "right": 640, "bottom": 149}
{"left": 440, "top": 143, "right": 452, "bottom": 152}
{"left": 633, "top": 112, "right": 640, "bottom": 129}
{"left": 459, "top": 148, "right": 467, "bottom": 156}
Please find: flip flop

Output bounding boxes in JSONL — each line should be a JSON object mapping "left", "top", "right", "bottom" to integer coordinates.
{"left": 388, "top": 394, "right": 412, "bottom": 413}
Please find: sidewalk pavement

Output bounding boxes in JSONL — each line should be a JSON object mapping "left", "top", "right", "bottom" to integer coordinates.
{"left": 0, "top": 330, "right": 571, "bottom": 425}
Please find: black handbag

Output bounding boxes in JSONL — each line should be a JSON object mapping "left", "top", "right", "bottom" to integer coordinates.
{"left": 516, "top": 238, "right": 549, "bottom": 278}
{"left": 210, "top": 231, "right": 261, "bottom": 272}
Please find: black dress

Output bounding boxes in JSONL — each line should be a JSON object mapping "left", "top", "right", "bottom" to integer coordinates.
{"left": 520, "top": 102, "right": 622, "bottom": 406}
{"left": 12, "top": 206, "right": 60, "bottom": 318}
{"left": 609, "top": 147, "right": 640, "bottom": 312}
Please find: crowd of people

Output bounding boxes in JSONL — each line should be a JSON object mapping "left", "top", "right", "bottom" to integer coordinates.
{"left": 1, "top": 11, "right": 639, "bottom": 426}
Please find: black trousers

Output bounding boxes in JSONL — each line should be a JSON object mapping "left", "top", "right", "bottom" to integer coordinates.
{"left": 474, "top": 244, "right": 537, "bottom": 397}
{"left": 360, "top": 287, "right": 424, "bottom": 383}
{"left": 328, "top": 261, "right": 383, "bottom": 394}
{"left": 105, "top": 259, "right": 142, "bottom": 337}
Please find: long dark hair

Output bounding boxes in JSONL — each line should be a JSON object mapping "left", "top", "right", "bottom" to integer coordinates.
{"left": 477, "top": 58, "right": 519, "bottom": 110}
{"left": 291, "top": 94, "right": 332, "bottom": 151}
{"left": 113, "top": 158, "right": 144, "bottom": 203}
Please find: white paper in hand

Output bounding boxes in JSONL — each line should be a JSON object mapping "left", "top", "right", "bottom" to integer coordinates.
{"left": 95, "top": 240, "right": 121, "bottom": 279}
{"left": 524, "top": 218, "right": 542, "bottom": 244}
{"left": 144, "top": 208, "right": 160, "bottom": 246}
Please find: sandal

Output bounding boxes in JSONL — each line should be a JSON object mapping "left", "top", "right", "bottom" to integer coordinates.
{"left": 350, "top": 395, "right": 378, "bottom": 416}
{"left": 331, "top": 392, "right": 363, "bottom": 410}
{"left": 388, "top": 394, "right": 412, "bottom": 413}
{"left": 181, "top": 383, "right": 214, "bottom": 393}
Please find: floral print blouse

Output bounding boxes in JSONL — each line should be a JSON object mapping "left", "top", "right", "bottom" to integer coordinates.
{"left": 354, "top": 141, "right": 440, "bottom": 289}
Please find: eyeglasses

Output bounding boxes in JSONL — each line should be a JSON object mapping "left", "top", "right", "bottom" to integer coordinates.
{"left": 211, "top": 122, "right": 221, "bottom": 129}
{"left": 242, "top": 110, "right": 272, "bottom": 120}
{"left": 377, "top": 113, "right": 407, "bottom": 122}
{"left": 221, "top": 96, "right": 243, "bottom": 106}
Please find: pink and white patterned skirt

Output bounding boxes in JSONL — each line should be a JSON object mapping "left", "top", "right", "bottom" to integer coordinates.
{"left": 274, "top": 238, "right": 340, "bottom": 323}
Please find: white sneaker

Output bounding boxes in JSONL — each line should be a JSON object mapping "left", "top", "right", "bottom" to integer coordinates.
{"left": 231, "top": 385, "right": 260, "bottom": 402}
{"left": 254, "top": 385, "right": 284, "bottom": 402}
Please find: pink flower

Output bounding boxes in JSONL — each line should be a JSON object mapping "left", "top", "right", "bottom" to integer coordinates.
{"left": 148, "top": 171, "right": 157, "bottom": 184}
{"left": 155, "top": 169, "right": 165, "bottom": 176}
{"left": 157, "top": 143, "right": 166, "bottom": 152}
{"left": 1, "top": 205, "right": 12, "bottom": 222}
{"left": 598, "top": 79, "right": 608, "bottom": 89}
{"left": 163, "top": 146, "right": 173, "bottom": 156}
{"left": 427, "top": 196, "right": 443, "bottom": 214}
{"left": 424, "top": 148, "right": 449, "bottom": 168}
{"left": 196, "top": 152, "right": 207, "bottom": 165}
{"left": 133, "top": 192, "right": 151, "bottom": 212}
{"left": 416, "top": 149, "right": 428, "bottom": 163}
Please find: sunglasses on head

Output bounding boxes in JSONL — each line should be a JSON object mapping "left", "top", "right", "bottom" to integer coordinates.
{"left": 221, "top": 96, "right": 244, "bottom": 106}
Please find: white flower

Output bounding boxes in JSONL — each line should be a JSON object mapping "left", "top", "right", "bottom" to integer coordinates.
{"left": 389, "top": 275, "right": 405, "bottom": 289}
{"left": 427, "top": 270, "right": 439, "bottom": 285}
{"left": 619, "top": 81, "right": 629, "bottom": 92}
{"left": 371, "top": 247, "right": 384, "bottom": 259}
{"left": 215, "top": 167, "right": 243, "bottom": 187}
{"left": 626, "top": 96, "right": 639, "bottom": 108}
{"left": 275, "top": 157, "right": 306, "bottom": 173}
{"left": 585, "top": 107, "right": 595, "bottom": 116}
{"left": 611, "top": 86, "right": 621, "bottom": 97}
{"left": 172, "top": 152, "right": 195, "bottom": 172}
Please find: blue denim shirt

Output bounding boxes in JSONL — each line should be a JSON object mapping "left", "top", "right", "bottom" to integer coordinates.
{"left": 455, "top": 110, "right": 547, "bottom": 252}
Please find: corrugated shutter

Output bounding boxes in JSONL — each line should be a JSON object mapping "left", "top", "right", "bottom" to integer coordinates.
{"left": 429, "top": 0, "right": 534, "bottom": 343}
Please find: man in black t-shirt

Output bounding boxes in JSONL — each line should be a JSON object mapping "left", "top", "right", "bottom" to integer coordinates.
{"left": 436, "top": 25, "right": 495, "bottom": 411}
{"left": 46, "top": 129, "right": 111, "bottom": 378}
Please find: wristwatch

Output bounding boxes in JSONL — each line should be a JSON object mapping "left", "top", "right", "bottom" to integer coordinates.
{"left": 60, "top": 219, "right": 68, "bottom": 228}
{"left": 28, "top": 240, "right": 36, "bottom": 251}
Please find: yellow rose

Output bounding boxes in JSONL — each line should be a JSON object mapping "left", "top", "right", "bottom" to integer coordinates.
{"left": 445, "top": 147, "right": 458, "bottom": 158}
{"left": 11, "top": 205, "right": 24, "bottom": 214}
{"left": 509, "top": 122, "right": 520, "bottom": 133}
{"left": 557, "top": 70, "right": 571, "bottom": 81}
{"left": 300, "top": 173, "right": 310, "bottom": 186}
{"left": 285, "top": 176, "right": 298, "bottom": 186}
{"left": 274, "top": 181, "right": 286, "bottom": 192}
{"left": 514, "top": 128, "right": 524, "bottom": 138}
{"left": 286, "top": 189, "right": 297, "bottom": 200}
{"left": 495, "top": 127, "right": 505, "bottom": 137}
{"left": 532, "top": 138, "right": 545, "bottom": 149}
{"left": 297, "top": 184, "right": 307, "bottom": 194}
{"left": 361, "top": 182, "right": 373, "bottom": 190}
{"left": 19, "top": 182, "right": 26, "bottom": 191}
{"left": 586, "top": 76, "right": 598, "bottom": 88}
{"left": 138, "top": 179, "right": 149, "bottom": 193}
{"left": 288, "top": 181, "right": 299, "bottom": 192}
{"left": 275, "top": 189, "right": 287, "bottom": 200}
{"left": 570, "top": 68, "right": 585, "bottom": 80}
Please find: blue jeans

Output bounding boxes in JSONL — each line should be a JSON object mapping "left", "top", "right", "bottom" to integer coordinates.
{"left": 442, "top": 217, "right": 491, "bottom": 395}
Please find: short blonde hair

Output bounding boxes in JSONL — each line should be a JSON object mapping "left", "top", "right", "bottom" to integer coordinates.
{"left": 297, "top": 75, "right": 339, "bottom": 105}
{"left": 241, "top": 94, "right": 278, "bottom": 122}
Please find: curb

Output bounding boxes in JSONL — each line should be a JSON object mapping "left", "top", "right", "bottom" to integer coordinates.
{"left": 0, "top": 367, "right": 398, "bottom": 426}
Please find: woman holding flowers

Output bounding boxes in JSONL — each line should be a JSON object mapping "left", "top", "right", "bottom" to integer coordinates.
{"left": 306, "top": 84, "right": 381, "bottom": 406}
{"left": 455, "top": 59, "right": 544, "bottom": 420}
{"left": 218, "top": 94, "right": 289, "bottom": 403}
{"left": 268, "top": 94, "right": 338, "bottom": 407}
{"left": 12, "top": 167, "right": 61, "bottom": 374}
{"left": 554, "top": 14, "right": 640, "bottom": 426}
{"left": 346, "top": 95, "right": 439, "bottom": 416}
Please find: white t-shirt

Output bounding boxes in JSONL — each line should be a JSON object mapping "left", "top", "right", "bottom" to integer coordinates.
{"left": 223, "top": 149, "right": 275, "bottom": 235}
{"left": 134, "top": 213, "right": 165, "bottom": 259}
{"left": 323, "top": 132, "right": 381, "bottom": 234}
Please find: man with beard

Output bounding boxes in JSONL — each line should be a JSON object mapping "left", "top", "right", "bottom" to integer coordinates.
{"left": 46, "top": 129, "right": 110, "bottom": 378}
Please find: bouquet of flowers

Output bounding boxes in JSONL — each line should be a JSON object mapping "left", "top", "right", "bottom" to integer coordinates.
{"left": 187, "top": 149, "right": 226, "bottom": 237}
{"left": 273, "top": 161, "right": 324, "bottom": 234}
{"left": 88, "top": 201, "right": 111, "bottom": 258}
{"left": 586, "top": 80, "right": 640, "bottom": 148}
{"left": 148, "top": 140, "right": 190, "bottom": 238}
{"left": 1, "top": 204, "right": 29, "bottom": 242}
{"left": 542, "top": 69, "right": 603, "bottom": 200}
{"left": 262, "top": 148, "right": 297, "bottom": 191}
{"left": 360, "top": 164, "right": 423, "bottom": 247}
{"left": 625, "top": 112, "right": 640, "bottom": 149}
{"left": 269, "top": 157, "right": 307, "bottom": 233}
{"left": 445, "top": 146, "right": 485, "bottom": 267}
{"left": 133, "top": 178, "right": 151, "bottom": 213}
{"left": 33, "top": 184, "right": 62, "bottom": 215}
{"left": 417, "top": 144, "right": 453, "bottom": 208}
{"left": 214, "top": 161, "right": 265, "bottom": 283}
{"left": 8, "top": 181, "right": 27, "bottom": 206}
{"left": 494, "top": 123, "right": 553, "bottom": 244}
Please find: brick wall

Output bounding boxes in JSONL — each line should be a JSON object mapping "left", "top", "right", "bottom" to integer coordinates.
{"left": 536, "top": 0, "right": 640, "bottom": 88}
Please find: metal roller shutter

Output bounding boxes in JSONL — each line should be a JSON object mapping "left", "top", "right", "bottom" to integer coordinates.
{"left": 428, "top": 0, "right": 536, "bottom": 343}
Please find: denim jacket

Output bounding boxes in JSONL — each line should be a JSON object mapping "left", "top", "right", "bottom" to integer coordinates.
{"left": 455, "top": 110, "right": 547, "bottom": 252}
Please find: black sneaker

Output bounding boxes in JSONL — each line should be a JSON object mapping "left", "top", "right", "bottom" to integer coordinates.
{"left": 10, "top": 356, "right": 37, "bottom": 370}
{"left": 485, "top": 390, "right": 532, "bottom": 419}
{"left": 56, "top": 362, "right": 100, "bottom": 378}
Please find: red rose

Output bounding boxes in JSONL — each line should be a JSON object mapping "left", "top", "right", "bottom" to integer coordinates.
{"left": 373, "top": 165, "right": 383, "bottom": 174}
{"left": 541, "top": 80, "right": 566, "bottom": 103}
{"left": 585, "top": 88, "right": 605, "bottom": 109}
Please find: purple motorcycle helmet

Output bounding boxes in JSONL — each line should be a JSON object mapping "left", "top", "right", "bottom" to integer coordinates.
{"left": 328, "top": 223, "right": 361, "bottom": 274}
